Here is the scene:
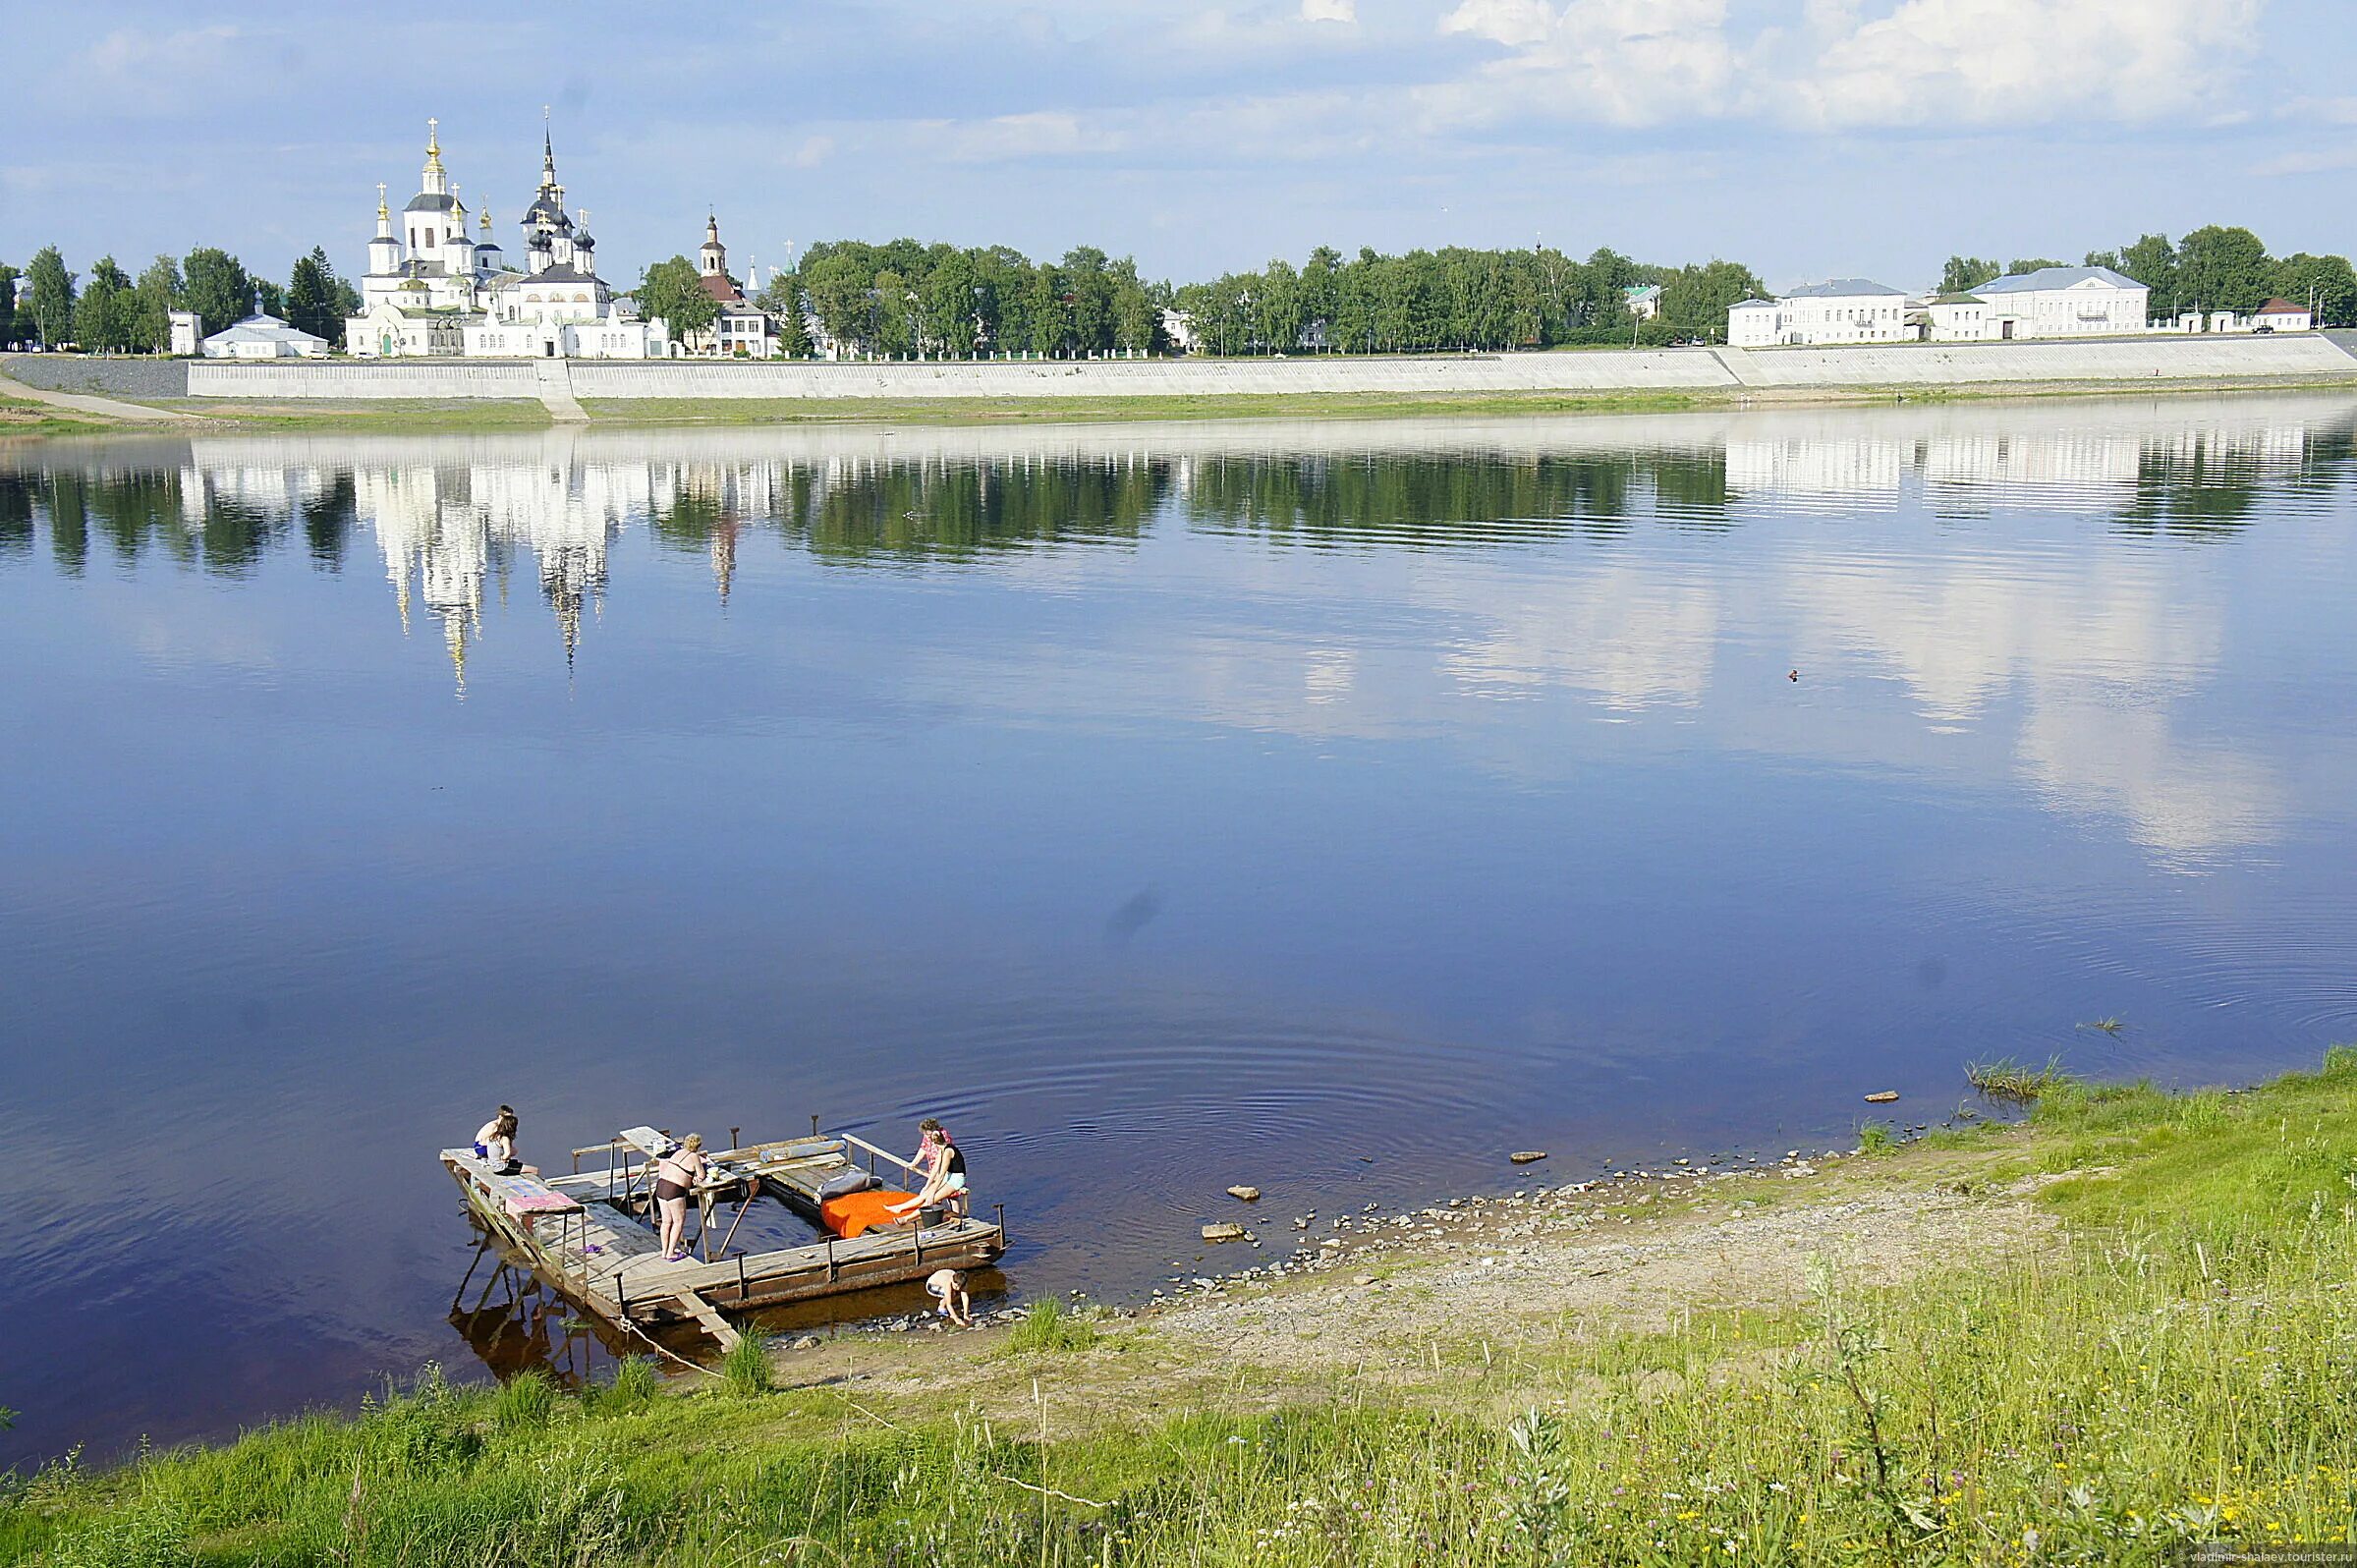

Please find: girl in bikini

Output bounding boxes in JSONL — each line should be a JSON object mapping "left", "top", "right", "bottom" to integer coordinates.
{"left": 653, "top": 1134, "right": 707, "bottom": 1261}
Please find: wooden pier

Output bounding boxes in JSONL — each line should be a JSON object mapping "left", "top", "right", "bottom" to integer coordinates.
{"left": 441, "top": 1126, "right": 1004, "bottom": 1352}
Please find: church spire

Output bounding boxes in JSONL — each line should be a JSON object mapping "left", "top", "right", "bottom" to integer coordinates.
{"left": 540, "top": 105, "right": 557, "bottom": 190}
{"left": 376, "top": 183, "right": 391, "bottom": 233}
{"left": 421, "top": 116, "right": 448, "bottom": 196}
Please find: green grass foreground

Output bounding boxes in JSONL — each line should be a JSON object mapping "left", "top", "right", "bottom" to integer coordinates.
{"left": 6, "top": 1050, "right": 2356, "bottom": 1565}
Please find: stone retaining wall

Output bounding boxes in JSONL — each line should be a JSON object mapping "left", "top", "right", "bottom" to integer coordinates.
{"left": 13, "top": 336, "right": 2355, "bottom": 407}
{"left": 184, "top": 361, "right": 541, "bottom": 400}
{"left": 2, "top": 355, "right": 189, "bottom": 398}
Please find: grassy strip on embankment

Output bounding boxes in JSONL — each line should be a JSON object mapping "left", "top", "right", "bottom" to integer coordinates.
{"left": 5, "top": 1049, "right": 2355, "bottom": 1566}
{"left": 150, "top": 399, "right": 557, "bottom": 431}
{"left": 0, "top": 395, "right": 114, "bottom": 438}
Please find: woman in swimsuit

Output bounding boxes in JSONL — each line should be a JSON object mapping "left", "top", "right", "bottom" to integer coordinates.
{"left": 472, "top": 1106, "right": 536, "bottom": 1177}
{"left": 653, "top": 1134, "right": 707, "bottom": 1262}
{"left": 889, "top": 1122, "right": 968, "bottom": 1221}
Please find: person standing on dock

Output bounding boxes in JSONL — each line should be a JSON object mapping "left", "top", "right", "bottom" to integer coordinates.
{"left": 653, "top": 1134, "right": 708, "bottom": 1262}
{"left": 473, "top": 1106, "right": 537, "bottom": 1177}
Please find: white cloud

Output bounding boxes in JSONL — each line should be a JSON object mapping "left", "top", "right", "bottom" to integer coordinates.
{"left": 1439, "top": 0, "right": 1563, "bottom": 49}
{"left": 1791, "top": 0, "right": 2265, "bottom": 129}
{"left": 1422, "top": 0, "right": 2267, "bottom": 131}
{"left": 930, "top": 111, "right": 1129, "bottom": 162}
{"left": 1424, "top": 0, "right": 1747, "bottom": 129}
{"left": 1301, "top": 0, "right": 1358, "bottom": 21}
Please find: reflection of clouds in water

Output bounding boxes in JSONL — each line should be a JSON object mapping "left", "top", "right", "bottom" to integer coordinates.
{"left": 1789, "top": 551, "right": 2271, "bottom": 868}
{"left": 1438, "top": 564, "right": 1717, "bottom": 711}
{"left": 1793, "top": 555, "right": 2220, "bottom": 724}
{"left": 1303, "top": 646, "right": 1356, "bottom": 704}
{"left": 2018, "top": 700, "right": 2283, "bottom": 870}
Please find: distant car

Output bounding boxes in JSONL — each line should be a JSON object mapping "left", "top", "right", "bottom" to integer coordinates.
{"left": 2255, "top": 324, "right": 2274, "bottom": 334}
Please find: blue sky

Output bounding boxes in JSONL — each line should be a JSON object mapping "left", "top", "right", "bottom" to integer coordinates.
{"left": 3, "top": 0, "right": 2352, "bottom": 294}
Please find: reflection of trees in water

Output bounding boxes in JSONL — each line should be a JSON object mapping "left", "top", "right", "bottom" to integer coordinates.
{"left": 644, "top": 457, "right": 1168, "bottom": 563}
{"left": 643, "top": 457, "right": 1164, "bottom": 563}
{"left": 2115, "top": 419, "right": 2357, "bottom": 539}
{"left": 1183, "top": 450, "right": 1734, "bottom": 544}
{"left": 0, "top": 467, "right": 353, "bottom": 577}
{"left": 6, "top": 416, "right": 2353, "bottom": 591}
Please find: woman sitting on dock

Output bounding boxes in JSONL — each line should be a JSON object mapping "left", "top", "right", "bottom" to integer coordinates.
{"left": 653, "top": 1134, "right": 708, "bottom": 1262}
{"left": 887, "top": 1120, "right": 967, "bottom": 1222}
{"left": 473, "top": 1106, "right": 536, "bottom": 1178}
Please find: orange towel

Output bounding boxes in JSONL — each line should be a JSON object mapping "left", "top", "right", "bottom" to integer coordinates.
{"left": 819, "top": 1190, "right": 917, "bottom": 1240}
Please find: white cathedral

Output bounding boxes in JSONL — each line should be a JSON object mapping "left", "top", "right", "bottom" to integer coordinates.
{"left": 346, "top": 120, "right": 671, "bottom": 360}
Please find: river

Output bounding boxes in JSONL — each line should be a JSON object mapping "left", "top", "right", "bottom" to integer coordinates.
{"left": 3, "top": 394, "right": 2354, "bottom": 1467}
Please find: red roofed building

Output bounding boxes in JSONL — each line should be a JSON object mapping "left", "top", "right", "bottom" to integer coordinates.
{"left": 2252, "top": 298, "right": 2315, "bottom": 332}
{"left": 690, "top": 213, "right": 779, "bottom": 357}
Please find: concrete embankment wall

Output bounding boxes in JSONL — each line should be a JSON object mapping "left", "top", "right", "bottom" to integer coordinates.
{"left": 1715, "top": 336, "right": 2357, "bottom": 387}
{"left": 3, "top": 356, "right": 191, "bottom": 398}
{"left": 184, "top": 361, "right": 543, "bottom": 400}
{"left": 13, "top": 336, "right": 2356, "bottom": 406}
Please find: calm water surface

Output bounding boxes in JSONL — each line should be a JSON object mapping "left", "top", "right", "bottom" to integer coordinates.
{"left": 4, "top": 397, "right": 2356, "bottom": 1465}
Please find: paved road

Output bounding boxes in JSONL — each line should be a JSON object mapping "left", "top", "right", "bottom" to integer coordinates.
{"left": 2322, "top": 329, "right": 2357, "bottom": 363}
{"left": 0, "top": 371, "right": 196, "bottom": 422}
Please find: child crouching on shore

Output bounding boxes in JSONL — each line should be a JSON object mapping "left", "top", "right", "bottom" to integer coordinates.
{"left": 926, "top": 1267, "right": 973, "bottom": 1327}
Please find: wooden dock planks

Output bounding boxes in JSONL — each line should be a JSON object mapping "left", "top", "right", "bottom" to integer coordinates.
{"left": 441, "top": 1135, "right": 1002, "bottom": 1350}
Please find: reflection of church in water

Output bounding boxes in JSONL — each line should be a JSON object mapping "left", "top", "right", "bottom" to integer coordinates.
{"left": 153, "top": 409, "right": 2339, "bottom": 693}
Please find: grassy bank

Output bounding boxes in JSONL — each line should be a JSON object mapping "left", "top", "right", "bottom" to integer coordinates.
{"left": 6, "top": 1049, "right": 2355, "bottom": 1565}
{"left": 9, "top": 371, "right": 2350, "bottom": 439}
{"left": 0, "top": 395, "right": 113, "bottom": 439}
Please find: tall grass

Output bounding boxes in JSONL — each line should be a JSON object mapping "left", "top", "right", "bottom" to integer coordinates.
{"left": 719, "top": 1335, "right": 774, "bottom": 1396}
{"left": 1004, "top": 1299, "right": 1101, "bottom": 1355}
{"left": 4, "top": 1048, "right": 2352, "bottom": 1566}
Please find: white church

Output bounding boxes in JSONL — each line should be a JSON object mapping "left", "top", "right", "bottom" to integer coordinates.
{"left": 346, "top": 120, "right": 670, "bottom": 360}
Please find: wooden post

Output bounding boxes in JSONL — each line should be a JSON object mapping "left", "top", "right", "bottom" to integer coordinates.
{"left": 737, "top": 1254, "right": 749, "bottom": 1306}
{"left": 825, "top": 1236, "right": 836, "bottom": 1283}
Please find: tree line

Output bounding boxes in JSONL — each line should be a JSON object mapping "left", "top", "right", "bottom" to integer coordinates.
{"left": 636, "top": 240, "right": 1768, "bottom": 359}
{"left": 1174, "top": 248, "right": 1766, "bottom": 355}
{"left": 1941, "top": 226, "right": 2357, "bottom": 324}
{"left": 0, "top": 246, "right": 361, "bottom": 353}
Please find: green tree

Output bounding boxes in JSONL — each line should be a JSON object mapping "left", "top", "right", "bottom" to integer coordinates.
{"left": 73, "top": 255, "right": 134, "bottom": 351}
{"left": 1109, "top": 259, "right": 1158, "bottom": 354}
{"left": 1024, "top": 267, "right": 1067, "bottom": 356}
{"left": 27, "top": 246, "right": 76, "bottom": 347}
{"left": 635, "top": 254, "right": 717, "bottom": 345}
{"left": 1657, "top": 259, "right": 1768, "bottom": 339}
{"left": 182, "top": 247, "right": 251, "bottom": 336}
{"left": 1257, "top": 258, "right": 1303, "bottom": 353}
{"left": 0, "top": 261, "right": 18, "bottom": 348}
{"left": 800, "top": 251, "right": 874, "bottom": 354}
{"left": 284, "top": 248, "right": 343, "bottom": 342}
{"left": 2175, "top": 225, "right": 2271, "bottom": 313}
{"left": 2271, "top": 252, "right": 2357, "bottom": 327}
{"left": 132, "top": 254, "right": 183, "bottom": 352}
{"left": 754, "top": 272, "right": 813, "bottom": 355}
{"left": 254, "top": 279, "right": 285, "bottom": 319}
{"left": 1061, "top": 246, "right": 1115, "bottom": 354}
{"left": 921, "top": 251, "right": 980, "bottom": 356}
{"left": 2004, "top": 257, "right": 2066, "bottom": 277}
{"left": 1938, "top": 256, "right": 2000, "bottom": 294}
{"left": 2116, "top": 233, "right": 2178, "bottom": 312}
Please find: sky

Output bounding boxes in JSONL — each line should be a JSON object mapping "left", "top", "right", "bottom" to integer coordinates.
{"left": 3, "top": 0, "right": 2353, "bottom": 295}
